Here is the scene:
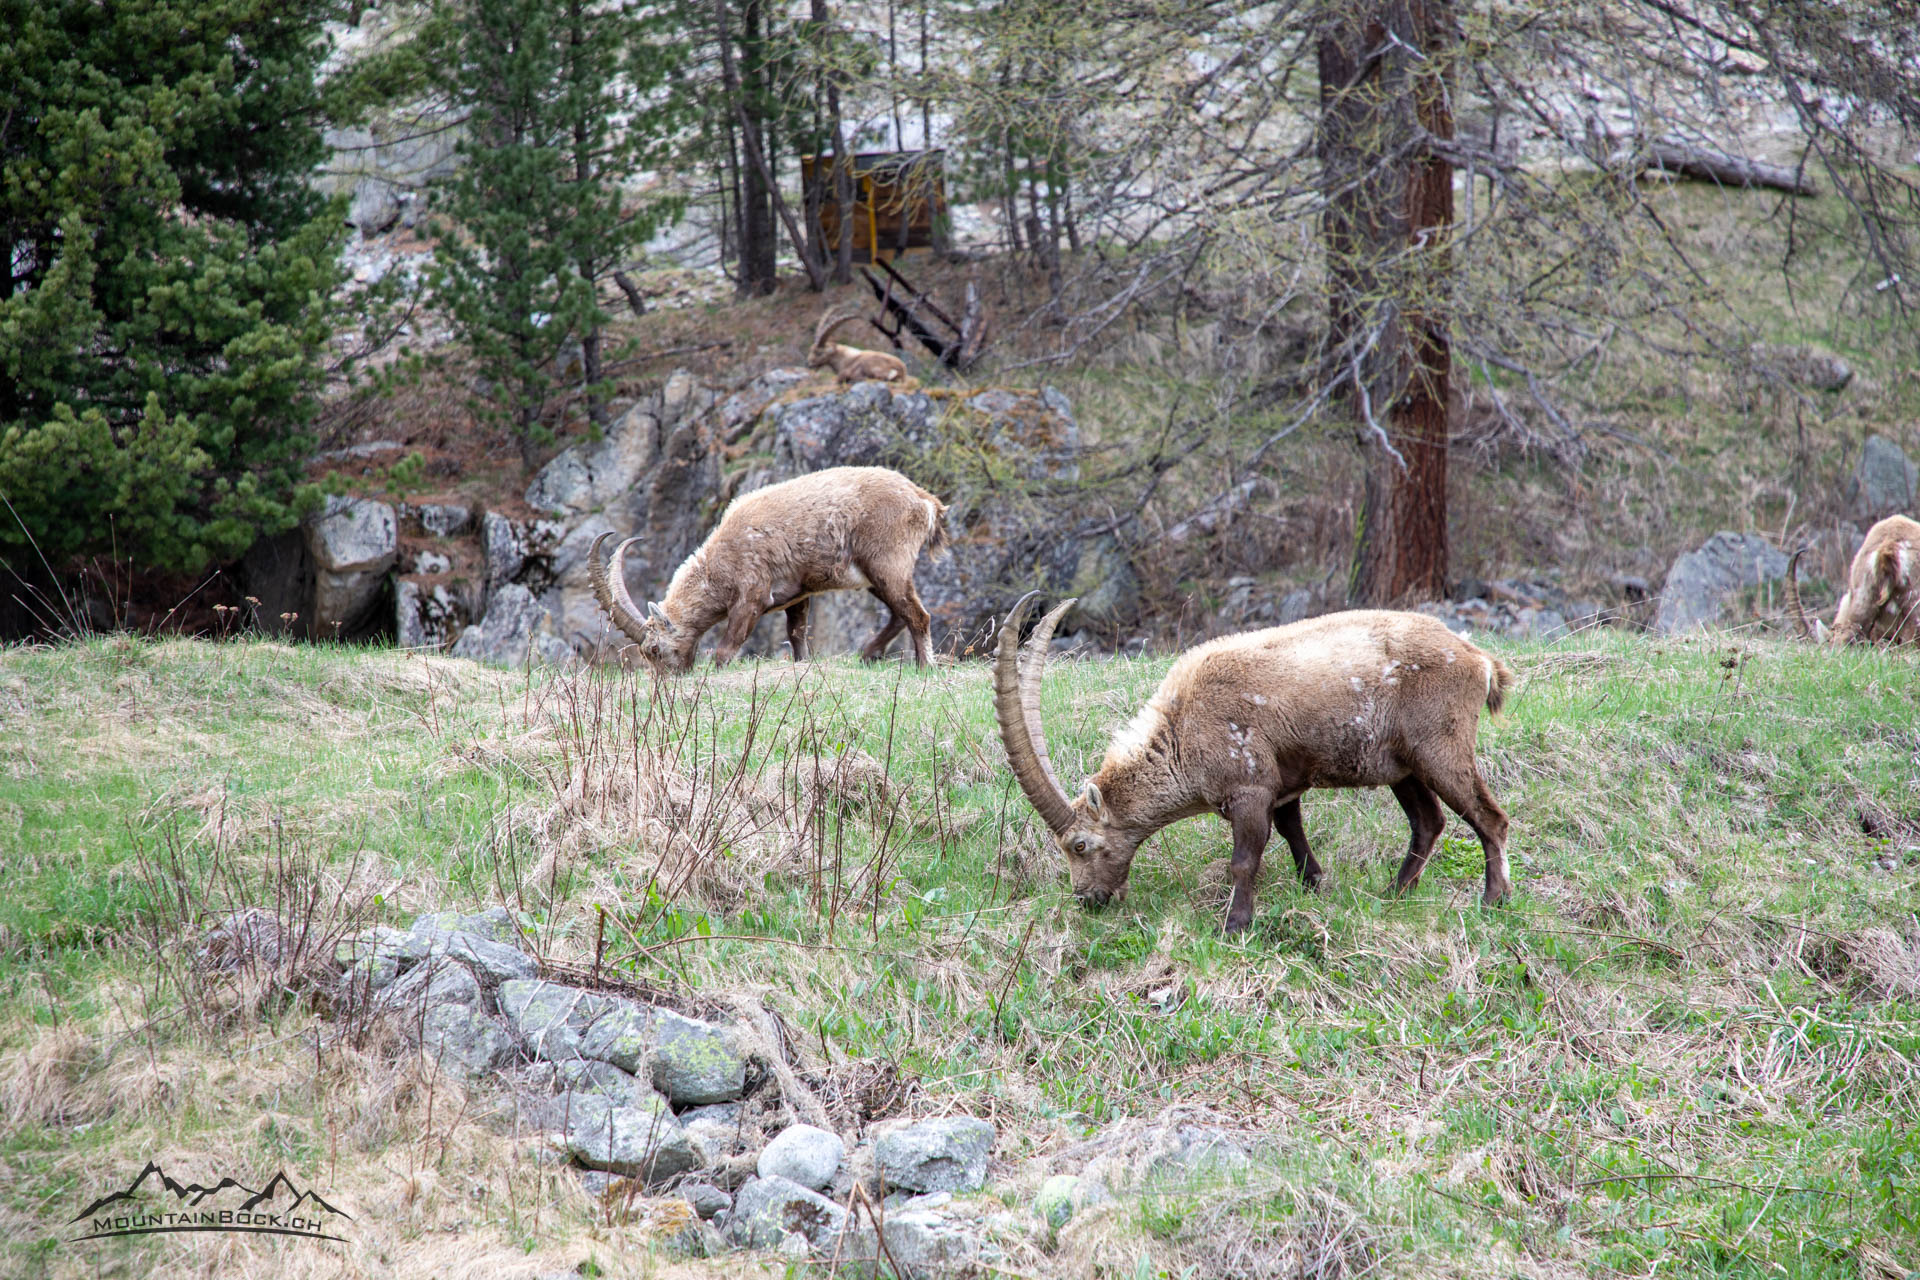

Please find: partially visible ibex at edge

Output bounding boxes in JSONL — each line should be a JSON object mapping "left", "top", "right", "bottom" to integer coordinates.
{"left": 589, "top": 466, "right": 949, "bottom": 671}
{"left": 995, "top": 596, "right": 1517, "bottom": 933}
{"left": 809, "top": 309, "right": 908, "bottom": 384}
{"left": 1787, "top": 514, "right": 1920, "bottom": 645}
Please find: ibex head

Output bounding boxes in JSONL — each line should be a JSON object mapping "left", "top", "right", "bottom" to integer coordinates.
{"left": 994, "top": 593, "right": 1142, "bottom": 907}
{"left": 809, "top": 308, "right": 863, "bottom": 366}
{"left": 588, "top": 533, "right": 696, "bottom": 670}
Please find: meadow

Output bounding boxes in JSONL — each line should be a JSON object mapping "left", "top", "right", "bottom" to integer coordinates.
{"left": 1, "top": 628, "right": 1916, "bottom": 1278}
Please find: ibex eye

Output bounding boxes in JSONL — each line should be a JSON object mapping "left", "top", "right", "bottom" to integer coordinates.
{"left": 1073, "top": 838, "right": 1088, "bottom": 854}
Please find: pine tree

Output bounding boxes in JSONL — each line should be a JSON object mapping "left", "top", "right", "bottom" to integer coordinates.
{"left": 419, "top": 0, "right": 685, "bottom": 465}
{"left": 0, "top": 0, "right": 342, "bottom": 574}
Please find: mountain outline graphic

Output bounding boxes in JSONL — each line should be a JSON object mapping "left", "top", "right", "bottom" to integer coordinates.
{"left": 71, "top": 1161, "right": 351, "bottom": 1226}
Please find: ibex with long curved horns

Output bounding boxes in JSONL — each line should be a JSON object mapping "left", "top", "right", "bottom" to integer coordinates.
{"left": 809, "top": 309, "right": 907, "bottom": 383}
{"left": 1787, "top": 515, "right": 1920, "bottom": 645}
{"left": 995, "top": 596, "right": 1517, "bottom": 933}
{"left": 589, "top": 466, "right": 948, "bottom": 671}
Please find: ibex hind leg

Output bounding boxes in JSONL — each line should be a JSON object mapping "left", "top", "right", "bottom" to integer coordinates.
{"left": 1387, "top": 776, "right": 1445, "bottom": 895}
{"left": 860, "top": 589, "right": 908, "bottom": 662}
{"left": 863, "top": 563, "right": 934, "bottom": 667}
{"left": 1413, "top": 754, "right": 1512, "bottom": 905}
{"left": 1273, "top": 799, "right": 1324, "bottom": 890}
{"left": 785, "top": 599, "right": 810, "bottom": 662}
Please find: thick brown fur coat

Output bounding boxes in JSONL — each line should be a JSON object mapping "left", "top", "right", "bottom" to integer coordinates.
{"left": 997, "top": 605, "right": 1516, "bottom": 933}
{"left": 590, "top": 466, "right": 948, "bottom": 670}
{"left": 1828, "top": 515, "right": 1920, "bottom": 644}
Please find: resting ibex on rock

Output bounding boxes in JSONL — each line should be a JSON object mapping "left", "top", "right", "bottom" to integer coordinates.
{"left": 1787, "top": 515, "right": 1920, "bottom": 645}
{"left": 589, "top": 466, "right": 949, "bottom": 671}
{"left": 809, "top": 309, "right": 907, "bottom": 384}
{"left": 995, "top": 597, "right": 1517, "bottom": 933}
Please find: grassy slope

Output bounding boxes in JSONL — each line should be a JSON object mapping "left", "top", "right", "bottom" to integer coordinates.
{"left": 1, "top": 632, "right": 1917, "bottom": 1278}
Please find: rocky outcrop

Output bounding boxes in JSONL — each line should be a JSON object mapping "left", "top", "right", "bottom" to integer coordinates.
{"left": 1654, "top": 531, "right": 1790, "bottom": 633}
{"left": 380, "top": 368, "right": 1137, "bottom": 666}
{"left": 242, "top": 496, "right": 398, "bottom": 640}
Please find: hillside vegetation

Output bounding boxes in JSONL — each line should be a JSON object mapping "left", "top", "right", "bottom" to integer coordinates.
{"left": 2, "top": 630, "right": 1917, "bottom": 1278}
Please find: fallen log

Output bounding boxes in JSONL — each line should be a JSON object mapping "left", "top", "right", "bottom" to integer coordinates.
{"left": 1639, "top": 137, "right": 1818, "bottom": 196}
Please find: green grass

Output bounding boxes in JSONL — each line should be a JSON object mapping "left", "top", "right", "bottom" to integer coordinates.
{"left": 2, "top": 631, "right": 1917, "bottom": 1278}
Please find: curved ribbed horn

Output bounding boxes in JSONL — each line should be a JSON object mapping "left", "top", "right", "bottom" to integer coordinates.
{"left": 994, "top": 593, "right": 1075, "bottom": 834}
{"left": 1784, "top": 547, "right": 1815, "bottom": 640}
{"left": 1019, "top": 596, "right": 1078, "bottom": 813}
{"left": 588, "top": 532, "right": 650, "bottom": 647}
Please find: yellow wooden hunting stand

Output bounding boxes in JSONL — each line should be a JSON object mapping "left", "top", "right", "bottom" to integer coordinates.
{"left": 799, "top": 149, "right": 947, "bottom": 264}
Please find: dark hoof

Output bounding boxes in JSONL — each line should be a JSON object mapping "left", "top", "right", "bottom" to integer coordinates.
{"left": 1481, "top": 880, "right": 1513, "bottom": 907}
{"left": 1223, "top": 912, "right": 1253, "bottom": 936}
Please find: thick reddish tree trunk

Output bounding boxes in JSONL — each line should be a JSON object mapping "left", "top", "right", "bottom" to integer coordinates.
{"left": 1318, "top": 0, "right": 1455, "bottom": 606}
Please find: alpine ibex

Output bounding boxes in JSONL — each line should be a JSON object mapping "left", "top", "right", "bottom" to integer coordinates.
{"left": 809, "top": 309, "right": 907, "bottom": 384}
{"left": 1787, "top": 515, "right": 1920, "bottom": 645}
{"left": 589, "top": 466, "right": 949, "bottom": 670}
{"left": 995, "top": 596, "right": 1517, "bottom": 933}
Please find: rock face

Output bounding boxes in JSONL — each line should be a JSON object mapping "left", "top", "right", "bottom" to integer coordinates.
{"left": 450, "top": 583, "right": 575, "bottom": 668}
{"left": 1847, "top": 435, "right": 1918, "bottom": 523}
{"left": 373, "top": 368, "right": 1136, "bottom": 666}
{"left": 305, "top": 496, "right": 398, "bottom": 637}
{"left": 240, "top": 495, "right": 399, "bottom": 640}
{"left": 348, "top": 177, "right": 403, "bottom": 238}
{"left": 874, "top": 1117, "right": 995, "bottom": 1194}
{"left": 1654, "top": 532, "right": 1790, "bottom": 633}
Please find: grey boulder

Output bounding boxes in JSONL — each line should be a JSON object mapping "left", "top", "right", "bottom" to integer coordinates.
{"left": 757, "top": 1123, "right": 844, "bottom": 1191}
{"left": 1847, "top": 434, "right": 1917, "bottom": 523}
{"left": 418, "top": 1004, "right": 514, "bottom": 1078}
{"left": 681, "top": 1181, "right": 732, "bottom": 1219}
{"left": 873, "top": 1117, "right": 995, "bottom": 1194}
{"left": 498, "top": 979, "right": 622, "bottom": 1061}
{"left": 562, "top": 1093, "right": 700, "bottom": 1182}
{"left": 727, "top": 1175, "right": 850, "bottom": 1251}
{"left": 649, "top": 1009, "right": 747, "bottom": 1105}
{"left": 1654, "top": 531, "right": 1789, "bottom": 634}
{"left": 303, "top": 496, "right": 396, "bottom": 636}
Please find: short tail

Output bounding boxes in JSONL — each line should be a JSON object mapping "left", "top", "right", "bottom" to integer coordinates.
{"left": 923, "top": 495, "right": 952, "bottom": 557}
{"left": 1485, "top": 657, "right": 1515, "bottom": 715}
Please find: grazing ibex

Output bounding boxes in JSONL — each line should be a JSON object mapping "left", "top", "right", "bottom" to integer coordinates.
{"left": 589, "top": 466, "right": 949, "bottom": 671}
{"left": 1787, "top": 515, "right": 1920, "bottom": 645}
{"left": 995, "top": 596, "right": 1516, "bottom": 933}
{"left": 809, "top": 309, "right": 908, "bottom": 384}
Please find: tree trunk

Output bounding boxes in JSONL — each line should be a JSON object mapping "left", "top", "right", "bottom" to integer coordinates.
{"left": 730, "top": 0, "right": 778, "bottom": 295}
{"left": 811, "top": 0, "right": 855, "bottom": 284}
{"left": 1318, "top": 0, "right": 1455, "bottom": 607}
{"left": 1641, "top": 136, "right": 1818, "bottom": 196}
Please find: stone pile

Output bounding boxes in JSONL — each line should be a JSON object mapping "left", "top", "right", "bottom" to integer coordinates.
{"left": 314, "top": 904, "right": 1282, "bottom": 1273}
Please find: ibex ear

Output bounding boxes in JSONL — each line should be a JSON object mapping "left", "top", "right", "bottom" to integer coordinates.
{"left": 647, "top": 601, "right": 669, "bottom": 625}
{"left": 1081, "top": 783, "right": 1104, "bottom": 817}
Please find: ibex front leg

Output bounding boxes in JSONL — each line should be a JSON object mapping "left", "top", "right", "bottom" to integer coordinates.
{"left": 1224, "top": 788, "right": 1277, "bottom": 935}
